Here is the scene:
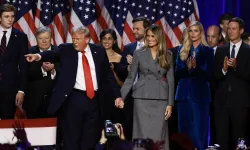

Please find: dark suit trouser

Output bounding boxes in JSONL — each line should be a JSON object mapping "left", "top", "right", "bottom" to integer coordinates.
{"left": 214, "top": 106, "right": 249, "bottom": 150}
{"left": 178, "top": 100, "right": 209, "bottom": 150}
{"left": 0, "top": 89, "right": 16, "bottom": 119}
{"left": 60, "top": 90, "right": 101, "bottom": 150}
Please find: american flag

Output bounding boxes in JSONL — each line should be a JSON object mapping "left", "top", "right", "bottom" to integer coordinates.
{"left": 5, "top": 0, "right": 199, "bottom": 48}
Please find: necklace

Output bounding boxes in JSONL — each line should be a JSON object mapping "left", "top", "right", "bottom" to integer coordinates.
{"left": 107, "top": 50, "right": 115, "bottom": 57}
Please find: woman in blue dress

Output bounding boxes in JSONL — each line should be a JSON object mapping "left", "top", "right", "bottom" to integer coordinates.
{"left": 175, "top": 21, "right": 214, "bottom": 150}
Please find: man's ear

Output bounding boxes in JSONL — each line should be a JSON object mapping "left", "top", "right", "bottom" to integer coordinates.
{"left": 86, "top": 37, "right": 90, "bottom": 43}
{"left": 219, "top": 24, "right": 223, "bottom": 30}
{"left": 240, "top": 28, "right": 244, "bottom": 35}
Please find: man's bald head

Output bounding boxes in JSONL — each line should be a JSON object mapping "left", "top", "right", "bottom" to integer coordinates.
{"left": 206, "top": 25, "right": 220, "bottom": 48}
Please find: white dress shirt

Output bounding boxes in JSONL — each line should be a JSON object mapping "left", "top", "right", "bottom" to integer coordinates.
{"left": 222, "top": 32, "right": 226, "bottom": 39}
{"left": 136, "top": 41, "right": 144, "bottom": 50}
{"left": 40, "top": 46, "right": 56, "bottom": 80}
{"left": 229, "top": 40, "right": 242, "bottom": 58}
{"left": 74, "top": 45, "right": 98, "bottom": 91}
{"left": 213, "top": 46, "right": 217, "bottom": 55}
{"left": 0, "top": 26, "right": 12, "bottom": 47}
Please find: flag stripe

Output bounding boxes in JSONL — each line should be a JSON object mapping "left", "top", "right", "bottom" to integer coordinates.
{"left": 6, "top": 0, "right": 199, "bottom": 49}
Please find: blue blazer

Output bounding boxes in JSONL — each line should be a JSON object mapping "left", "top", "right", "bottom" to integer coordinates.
{"left": 0, "top": 28, "right": 28, "bottom": 93}
{"left": 38, "top": 43, "right": 121, "bottom": 115}
{"left": 116, "top": 42, "right": 137, "bottom": 81}
{"left": 175, "top": 45, "right": 214, "bottom": 102}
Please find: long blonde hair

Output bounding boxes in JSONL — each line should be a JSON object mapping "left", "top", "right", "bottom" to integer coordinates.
{"left": 144, "top": 24, "right": 171, "bottom": 69}
{"left": 180, "top": 21, "right": 208, "bottom": 61}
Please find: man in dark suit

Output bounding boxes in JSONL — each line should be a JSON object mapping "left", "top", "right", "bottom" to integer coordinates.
{"left": 23, "top": 26, "right": 59, "bottom": 119}
{"left": 213, "top": 17, "right": 250, "bottom": 150}
{"left": 0, "top": 4, "right": 28, "bottom": 119}
{"left": 25, "top": 26, "right": 124, "bottom": 150}
{"left": 118, "top": 17, "right": 152, "bottom": 81}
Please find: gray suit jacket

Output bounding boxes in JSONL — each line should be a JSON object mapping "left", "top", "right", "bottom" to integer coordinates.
{"left": 121, "top": 48, "right": 174, "bottom": 106}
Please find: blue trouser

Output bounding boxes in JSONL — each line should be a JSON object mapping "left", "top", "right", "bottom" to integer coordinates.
{"left": 178, "top": 100, "right": 209, "bottom": 150}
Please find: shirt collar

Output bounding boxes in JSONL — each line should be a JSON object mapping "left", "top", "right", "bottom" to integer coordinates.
{"left": 84, "top": 45, "right": 90, "bottom": 53}
{"left": 39, "top": 46, "right": 51, "bottom": 52}
{"left": 213, "top": 46, "right": 217, "bottom": 50}
{"left": 191, "top": 43, "right": 202, "bottom": 50}
{"left": 221, "top": 32, "right": 226, "bottom": 38}
{"left": 0, "top": 25, "right": 12, "bottom": 34}
{"left": 137, "top": 41, "right": 144, "bottom": 46}
{"left": 230, "top": 40, "right": 242, "bottom": 49}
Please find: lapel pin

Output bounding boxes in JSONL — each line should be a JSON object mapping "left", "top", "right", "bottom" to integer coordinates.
{"left": 15, "top": 35, "right": 17, "bottom": 37}
{"left": 94, "top": 51, "right": 97, "bottom": 54}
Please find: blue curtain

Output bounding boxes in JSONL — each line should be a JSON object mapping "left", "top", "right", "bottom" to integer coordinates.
{"left": 197, "top": 0, "right": 250, "bottom": 32}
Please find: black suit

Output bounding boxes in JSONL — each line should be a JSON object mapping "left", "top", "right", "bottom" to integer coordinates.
{"left": 0, "top": 28, "right": 28, "bottom": 119}
{"left": 23, "top": 45, "right": 59, "bottom": 119}
{"left": 213, "top": 42, "right": 250, "bottom": 150}
{"left": 38, "top": 43, "right": 120, "bottom": 150}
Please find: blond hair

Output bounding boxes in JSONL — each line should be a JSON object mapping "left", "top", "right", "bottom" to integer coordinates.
{"left": 180, "top": 21, "right": 208, "bottom": 61}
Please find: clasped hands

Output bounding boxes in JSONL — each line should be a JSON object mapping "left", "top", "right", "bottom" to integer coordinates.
{"left": 223, "top": 56, "right": 236, "bottom": 72}
{"left": 186, "top": 57, "right": 196, "bottom": 71}
{"left": 115, "top": 97, "right": 124, "bottom": 109}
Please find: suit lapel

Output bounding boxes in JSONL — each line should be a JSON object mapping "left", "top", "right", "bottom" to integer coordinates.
{"left": 225, "top": 43, "right": 230, "bottom": 58}
{"left": 144, "top": 48, "right": 159, "bottom": 77}
{"left": 89, "top": 44, "right": 100, "bottom": 83}
{"left": 2, "top": 29, "right": 17, "bottom": 61}
{"left": 35, "top": 46, "right": 40, "bottom": 53}
{"left": 132, "top": 42, "right": 137, "bottom": 53}
{"left": 236, "top": 42, "right": 246, "bottom": 63}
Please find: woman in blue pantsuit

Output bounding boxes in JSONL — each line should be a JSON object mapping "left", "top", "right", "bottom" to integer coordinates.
{"left": 175, "top": 21, "right": 214, "bottom": 150}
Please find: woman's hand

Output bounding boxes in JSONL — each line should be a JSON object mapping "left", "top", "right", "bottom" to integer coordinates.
{"left": 99, "top": 129, "right": 107, "bottom": 144}
{"left": 114, "top": 123, "right": 125, "bottom": 140}
{"left": 191, "top": 57, "right": 196, "bottom": 69}
{"left": 165, "top": 106, "right": 172, "bottom": 120}
{"left": 186, "top": 58, "right": 192, "bottom": 71}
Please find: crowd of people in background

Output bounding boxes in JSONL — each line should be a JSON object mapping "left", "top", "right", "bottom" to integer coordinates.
{"left": 0, "top": 3, "right": 250, "bottom": 150}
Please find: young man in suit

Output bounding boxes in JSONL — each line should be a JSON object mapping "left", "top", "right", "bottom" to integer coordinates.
{"left": 118, "top": 17, "right": 152, "bottom": 81}
{"left": 213, "top": 17, "right": 250, "bottom": 150}
{"left": 23, "top": 26, "right": 59, "bottom": 119}
{"left": 0, "top": 4, "right": 28, "bottom": 119}
{"left": 218, "top": 13, "right": 234, "bottom": 45}
{"left": 25, "top": 26, "right": 124, "bottom": 150}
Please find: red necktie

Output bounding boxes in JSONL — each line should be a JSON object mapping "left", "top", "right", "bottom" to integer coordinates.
{"left": 0, "top": 31, "right": 7, "bottom": 55}
{"left": 82, "top": 51, "right": 95, "bottom": 99}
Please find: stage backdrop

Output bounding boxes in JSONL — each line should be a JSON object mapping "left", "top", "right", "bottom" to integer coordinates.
{"left": 0, "top": 0, "right": 249, "bottom": 48}
{"left": 197, "top": 0, "right": 250, "bottom": 32}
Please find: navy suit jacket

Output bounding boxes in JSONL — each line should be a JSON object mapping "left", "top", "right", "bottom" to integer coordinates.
{"left": 214, "top": 42, "right": 250, "bottom": 107}
{"left": 175, "top": 45, "right": 214, "bottom": 102}
{"left": 0, "top": 28, "right": 28, "bottom": 93}
{"left": 116, "top": 42, "right": 137, "bottom": 81}
{"left": 39, "top": 43, "right": 121, "bottom": 115}
{"left": 23, "top": 45, "right": 59, "bottom": 113}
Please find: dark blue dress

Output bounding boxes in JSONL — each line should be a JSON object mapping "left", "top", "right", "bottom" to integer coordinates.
{"left": 175, "top": 44, "right": 214, "bottom": 150}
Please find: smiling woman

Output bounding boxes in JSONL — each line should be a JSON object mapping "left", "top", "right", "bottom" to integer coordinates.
{"left": 175, "top": 21, "right": 214, "bottom": 150}
{"left": 98, "top": 29, "right": 125, "bottom": 130}
{"left": 99, "top": 29, "right": 122, "bottom": 85}
{"left": 121, "top": 24, "right": 174, "bottom": 150}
